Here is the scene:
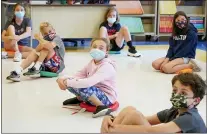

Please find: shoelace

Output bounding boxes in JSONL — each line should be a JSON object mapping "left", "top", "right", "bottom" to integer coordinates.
{"left": 28, "top": 67, "right": 36, "bottom": 72}
{"left": 10, "top": 71, "right": 17, "bottom": 76}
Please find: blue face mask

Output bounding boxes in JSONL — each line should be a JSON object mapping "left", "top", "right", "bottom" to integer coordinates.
{"left": 90, "top": 49, "right": 106, "bottom": 61}
{"left": 15, "top": 11, "right": 25, "bottom": 19}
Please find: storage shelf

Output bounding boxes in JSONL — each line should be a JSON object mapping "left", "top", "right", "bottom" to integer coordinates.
{"left": 197, "top": 33, "right": 205, "bottom": 35}
{"left": 132, "top": 32, "right": 155, "bottom": 36}
{"left": 187, "top": 14, "right": 205, "bottom": 17}
{"left": 158, "top": 33, "right": 205, "bottom": 36}
{"left": 2, "top": 1, "right": 206, "bottom": 40}
{"left": 159, "top": 14, "right": 205, "bottom": 17}
{"left": 158, "top": 33, "right": 171, "bottom": 36}
{"left": 120, "top": 14, "right": 155, "bottom": 17}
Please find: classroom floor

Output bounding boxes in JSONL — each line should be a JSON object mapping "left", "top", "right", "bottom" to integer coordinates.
{"left": 1, "top": 46, "right": 206, "bottom": 133}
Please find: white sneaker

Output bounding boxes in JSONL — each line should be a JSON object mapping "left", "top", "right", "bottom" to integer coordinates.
{"left": 2, "top": 51, "right": 8, "bottom": 59}
{"left": 127, "top": 51, "right": 142, "bottom": 57}
{"left": 13, "top": 52, "right": 22, "bottom": 62}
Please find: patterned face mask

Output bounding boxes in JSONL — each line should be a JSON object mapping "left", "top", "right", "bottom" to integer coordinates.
{"left": 170, "top": 92, "right": 194, "bottom": 109}
{"left": 175, "top": 21, "right": 187, "bottom": 29}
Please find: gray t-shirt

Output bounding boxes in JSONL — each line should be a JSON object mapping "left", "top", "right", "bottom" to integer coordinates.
{"left": 4, "top": 17, "right": 32, "bottom": 46}
{"left": 157, "top": 107, "right": 206, "bottom": 133}
{"left": 52, "top": 35, "right": 65, "bottom": 73}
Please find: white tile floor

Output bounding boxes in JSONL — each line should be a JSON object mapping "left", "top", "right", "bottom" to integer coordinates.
{"left": 2, "top": 49, "right": 206, "bottom": 133}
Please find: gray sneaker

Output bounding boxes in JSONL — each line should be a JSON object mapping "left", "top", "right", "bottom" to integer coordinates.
{"left": 92, "top": 105, "right": 112, "bottom": 118}
{"left": 6, "top": 71, "right": 20, "bottom": 82}
{"left": 23, "top": 66, "right": 40, "bottom": 77}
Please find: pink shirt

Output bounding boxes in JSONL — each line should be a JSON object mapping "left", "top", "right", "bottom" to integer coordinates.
{"left": 64, "top": 58, "right": 117, "bottom": 103}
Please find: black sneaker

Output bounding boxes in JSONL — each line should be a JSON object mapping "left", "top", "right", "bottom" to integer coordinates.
{"left": 23, "top": 66, "right": 40, "bottom": 77}
{"left": 63, "top": 97, "right": 82, "bottom": 105}
{"left": 128, "top": 46, "right": 141, "bottom": 57}
{"left": 6, "top": 71, "right": 20, "bottom": 82}
{"left": 92, "top": 105, "right": 112, "bottom": 118}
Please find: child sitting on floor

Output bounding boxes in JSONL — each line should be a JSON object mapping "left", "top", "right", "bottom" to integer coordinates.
{"left": 1, "top": 3, "right": 33, "bottom": 62}
{"left": 101, "top": 73, "right": 206, "bottom": 133}
{"left": 57, "top": 38, "right": 117, "bottom": 118}
{"left": 152, "top": 11, "right": 200, "bottom": 74}
{"left": 6, "top": 22, "right": 65, "bottom": 82}
{"left": 99, "top": 7, "right": 141, "bottom": 57}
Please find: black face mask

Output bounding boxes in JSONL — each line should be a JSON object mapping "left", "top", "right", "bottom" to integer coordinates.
{"left": 175, "top": 21, "right": 187, "bottom": 29}
{"left": 175, "top": 21, "right": 188, "bottom": 35}
{"left": 175, "top": 27, "right": 185, "bottom": 35}
{"left": 44, "top": 33, "right": 56, "bottom": 41}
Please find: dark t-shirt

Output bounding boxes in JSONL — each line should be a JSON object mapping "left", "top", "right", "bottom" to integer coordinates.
{"left": 99, "top": 21, "right": 121, "bottom": 36}
{"left": 4, "top": 17, "right": 32, "bottom": 46}
{"left": 157, "top": 107, "right": 206, "bottom": 133}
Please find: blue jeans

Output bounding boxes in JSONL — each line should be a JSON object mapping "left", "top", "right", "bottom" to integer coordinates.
{"left": 67, "top": 86, "right": 112, "bottom": 106}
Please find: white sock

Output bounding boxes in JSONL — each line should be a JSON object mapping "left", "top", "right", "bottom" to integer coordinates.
{"left": 34, "top": 61, "right": 42, "bottom": 69}
{"left": 15, "top": 66, "right": 23, "bottom": 74}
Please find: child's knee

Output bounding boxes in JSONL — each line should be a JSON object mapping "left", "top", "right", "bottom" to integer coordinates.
{"left": 121, "top": 26, "right": 128, "bottom": 32}
{"left": 123, "top": 106, "right": 137, "bottom": 112}
{"left": 7, "top": 25, "right": 15, "bottom": 31}
{"left": 152, "top": 61, "right": 159, "bottom": 70}
{"left": 162, "top": 65, "right": 171, "bottom": 74}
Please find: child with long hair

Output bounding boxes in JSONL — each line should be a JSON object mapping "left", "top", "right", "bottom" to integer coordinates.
{"left": 2, "top": 3, "right": 33, "bottom": 62}
{"left": 99, "top": 7, "right": 141, "bottom": 57}
{"left": 152, "top": 11, "right": 200, "bottom": 74}
{"left": 57, "top": 38, "right": 117, "bottom": 118}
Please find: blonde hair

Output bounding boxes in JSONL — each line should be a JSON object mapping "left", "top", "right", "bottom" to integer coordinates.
{"left": 39, "top": 22, "right": 54, "bottom": 34}
{"left": 105, "top": 7, "right": 120, "bottom": 23}
{"left": 90, "top": 38, "right": 111, "bottom": 51}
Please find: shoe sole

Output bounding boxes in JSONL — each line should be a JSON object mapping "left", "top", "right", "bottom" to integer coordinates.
{"left": 13, "top": 59, "right": 21, "bottom": 62}
{"left": 127, "top": 54, "right": 141, "bottom": 58}
{"left": 92, "top": 108, "right": 112, "bottom": 118}
{"left": 6, "top": 77, "right": 20, "bottom": 82}
{"left": 29, "top": 73, "right": 41, "bottom": 78}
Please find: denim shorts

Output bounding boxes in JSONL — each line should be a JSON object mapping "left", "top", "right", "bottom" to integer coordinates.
{"left": 183, "top": 58, "right": 190, "bottom": 64}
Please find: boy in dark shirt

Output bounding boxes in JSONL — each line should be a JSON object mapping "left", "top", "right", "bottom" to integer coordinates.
{"left": 101, "top": 73, "right": 207, "bottom": 133}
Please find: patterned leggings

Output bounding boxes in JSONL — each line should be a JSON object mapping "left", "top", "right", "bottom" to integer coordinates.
{"left": 67, "top": 86, "right": 112, "bottom": 106}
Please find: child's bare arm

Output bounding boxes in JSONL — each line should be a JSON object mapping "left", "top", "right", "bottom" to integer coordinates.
{"left": 1, "top": 30, "right": 15, "bottom": 41}
{"left": 109, "top": 122, "right": 181, "bottom": 133}
{"left": 34, "top": 33, "right": 56, "bottom": 50}
{"left": 146, "top": 114, "right": 161, "bottom": 125}
{"left": 19, "top": 27, "right": 32, "bottom": 40}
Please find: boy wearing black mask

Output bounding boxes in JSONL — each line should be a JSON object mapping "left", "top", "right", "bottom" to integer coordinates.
{"left": 101, "top": 73, "right": 206, "bottom": 133}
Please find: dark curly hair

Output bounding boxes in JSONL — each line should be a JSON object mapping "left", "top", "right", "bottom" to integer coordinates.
{"left": 172, "top": 73, "right": 207, "bottom": 102}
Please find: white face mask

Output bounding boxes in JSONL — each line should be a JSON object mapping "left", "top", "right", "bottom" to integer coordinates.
{"left": 107, "top": 17, "right": 116, "bottom": 24}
